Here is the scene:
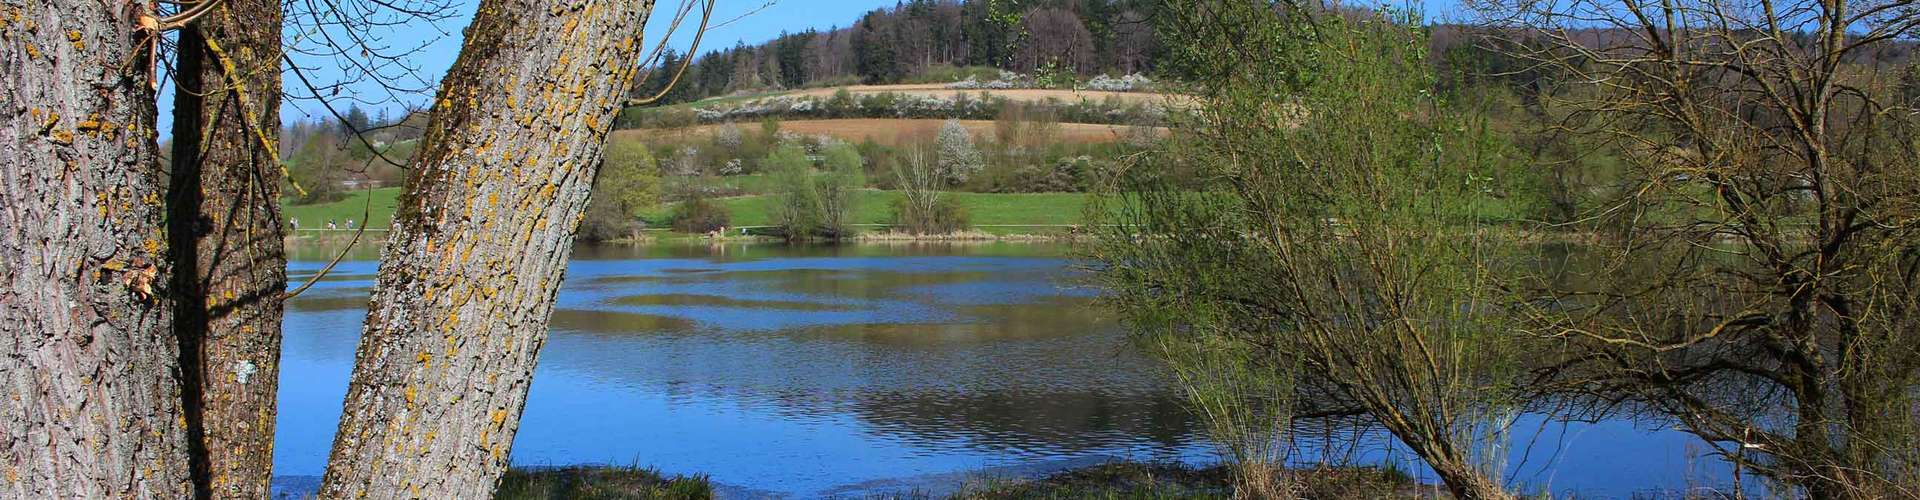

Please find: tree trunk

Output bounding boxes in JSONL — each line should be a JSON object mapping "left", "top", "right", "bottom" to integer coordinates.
{"left": 168, "top": 2, "right": 286, "bottom": 498}
{"left": 0, "top": 0, "right": 194, "bottom": 497}
{"left": 318, "top": 0, "right": 656, "bottom": 497}
{"left": 1375, "top": 407, "right": 1514, "bottom": 500}
{"left": 1426, "top": 457, "right": 1513, "bottom": 500}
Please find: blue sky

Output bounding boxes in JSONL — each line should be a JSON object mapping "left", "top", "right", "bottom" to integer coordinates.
{"left": 159, "top": 0, "right": 1471, "bottom": 137}
{"left": 159, "top": 1, "right": 891, "bottom": 137}
{"left": 277, "top": 0, "right": 894, "bottom": 119}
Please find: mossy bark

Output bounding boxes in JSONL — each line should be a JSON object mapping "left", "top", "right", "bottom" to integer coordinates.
{"left": 0, "top": 0, "right": 194, "bottom": 497}
{"left": 317, "top": 0, "right": 657, "bottom": 497}
{"left": 167, "top": 0, "right": 287, "bottom": 497}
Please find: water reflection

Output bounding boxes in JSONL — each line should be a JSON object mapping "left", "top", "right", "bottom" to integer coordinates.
{"left": 276, "top": 242, "right": 1742, "bottom": 498}
{"left": 277, "top": 242, "right": 1213, "bottom": 496}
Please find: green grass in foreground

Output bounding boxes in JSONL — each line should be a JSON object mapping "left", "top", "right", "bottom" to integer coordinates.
{"left": 487, "top": 461, "right": 1421, "bottom": 500}
{"left": 953, "top": 462, "right": 1424, "bottom": 500}
{"left": 495, "top": 466, "right": 712, "bottom": 500}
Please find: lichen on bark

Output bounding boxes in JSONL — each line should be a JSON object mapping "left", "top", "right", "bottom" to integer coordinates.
{"left": 1, "top": 0, "right": 194, "bottom": 496}
{"left": 167, "top": 1, "right": 289, "bottom": 497}
{"left": 318, "top": 0, "right": 659, "bottom": 497}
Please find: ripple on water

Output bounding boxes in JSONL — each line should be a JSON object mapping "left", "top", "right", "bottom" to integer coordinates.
{"left": 609, "top": 293, "right": 855, "bottom": 312}
{"left": 276, "top": 244, "right": 1734, "bottom": 498}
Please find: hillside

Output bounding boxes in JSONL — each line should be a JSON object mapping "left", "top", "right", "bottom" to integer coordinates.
{"left": 630, "top": 0, "right": 1164, "bottom": 106}
{"left": 723, "top": 84, "right": 1173, "bottom": 106}
{"left": 613, "top": 119, "right": 1162, "bottom": 146}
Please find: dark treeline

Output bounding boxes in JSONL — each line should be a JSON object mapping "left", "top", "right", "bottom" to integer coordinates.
{"left": 634, "top": 0, "right": 1165, "bottom": 104}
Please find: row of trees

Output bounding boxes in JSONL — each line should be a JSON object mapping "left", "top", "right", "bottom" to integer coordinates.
{"left": 769, "top": 122, "right": 993, "bottom": 240}
{"left": 1095, "top": 0, "right": 1918, "bottom": 499}
{"left": 636, "top": 0, "right": 1165, "bottom": 104}
{"left": 2, "top": 0, "right": 686, "bottom": 498}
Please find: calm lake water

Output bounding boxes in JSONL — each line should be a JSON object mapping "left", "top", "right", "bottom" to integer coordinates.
{"left": 274, "top": 242, "right": 1744, "bottom": 498}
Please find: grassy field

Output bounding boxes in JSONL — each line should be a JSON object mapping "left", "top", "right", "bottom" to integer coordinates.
{"left": 702, "top": 173, "right": 784, "bottom": 194}
{"left": 283, "top": 186, "right": 1092, "bottom": 236}
{"left": 281, "top": 183, "right": 1545, "bottom": 238}
{"left": 646, "top": 191, "right": 1091, "bottom": 234}
{"left": 281, "top": 182, "right": 1552, "bottom": 240}
{"left": 284, "top": 187, "right": 402, "bottom": 230}
{"left": 614, "top": 119, "right": 1163, "bottom": 147}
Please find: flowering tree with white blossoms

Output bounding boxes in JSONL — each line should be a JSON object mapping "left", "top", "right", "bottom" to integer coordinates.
{"left": 936, "top": 119, "right": 985, "bottom": 185}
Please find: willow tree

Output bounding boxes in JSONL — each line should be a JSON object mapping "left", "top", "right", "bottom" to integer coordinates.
{"left": 0, "top": 0, "right": 193, "bottom": 497}
{"left": 1092, "top": 2, "right": 1525, "bottom": 498}
{"left": 167, "top": 0, "right": 287, "bottom": 496}
{"left": 1480, "top": 0, "right": 1920, "bottom": 495}
{"left": 317, "top": 0, "right": 686, "bottom": 496}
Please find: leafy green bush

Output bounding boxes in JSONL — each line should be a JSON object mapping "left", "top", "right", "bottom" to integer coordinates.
{"left": 668, "top": 196, "right": 731, "bottom": 234}
{"left": 888, "top": 196, "right": 968, "bottom": 235}
{"left": 758, "top": 116, "right": 781, "bottom": 140}
{"left": 597, "top": 141, "right": 661, "bottom": 211}
{"left": 578, "top": 140, "right": 661, "bottom": 242}
{"left": 286, "top": 134, "right": 353, "bottom": 204}
{"left": 888, "top": 150, "right": 970, "bottom": 235}
{"left": 824, "top": 89, "right": 857, "bottom": 118}
{"left": 768, "top": 142, "right": 860, "bottom": 240}
{"left": 1093, "top": 4, "right": 1524, "bottom": 497}
{"left": 577, "top": 196, "right": 643, "bottom": 242}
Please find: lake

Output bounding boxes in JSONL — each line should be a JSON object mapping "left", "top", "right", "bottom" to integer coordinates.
{"left": 273, "top": 241, "right": 1745, "bottom": 498}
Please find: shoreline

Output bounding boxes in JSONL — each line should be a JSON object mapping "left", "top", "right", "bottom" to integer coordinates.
{"left": 285, "top": 230, "right": 1085, "bottom": 246}
{"left": 271, "top": 459, "right": 1431, "bottom": 499}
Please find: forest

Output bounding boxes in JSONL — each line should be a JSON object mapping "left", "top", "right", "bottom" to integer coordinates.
{"left": 633, "top": 0, "right": 1164, "bottom": 104}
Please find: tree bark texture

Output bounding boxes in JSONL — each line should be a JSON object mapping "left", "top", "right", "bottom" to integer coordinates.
{"left": 318, "top": 0, "right": 655, "bottom": 497}
{"left": 168, "top": 1, "right": 286, "bottom": 498}
{"left": 0, "top": 0, "right": 194, "bottom": 497}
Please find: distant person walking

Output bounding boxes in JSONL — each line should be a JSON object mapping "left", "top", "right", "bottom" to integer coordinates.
{"left": 346, "top": 219, "right": 355, "bottom": 230}
{"left": 291, "top": 218, "right": 300, "bottom": 231}
{"left": 327, "top": 219, "right": 338, "bottom": 230}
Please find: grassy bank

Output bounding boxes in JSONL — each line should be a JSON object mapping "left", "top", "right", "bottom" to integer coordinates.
{"left": 954, "top": 462, "right": 1423, "bottom": 500}
{"left": 495, "top": 466, "right": 712, "bottom": 500}
{"left": 283, "top": 186, "right": 1541, "bottom": 240}
{"left": 486, "top": 461, "right": 1423, "bottom": 499}
{"left": 284, "top": 187, "right": 402, "bottom": 230}
{"left": 672, "top": 191, "right": 1089, "bottom": 228}
{"left": 285, "top": 187, "right": 1093, "bottom": 237}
